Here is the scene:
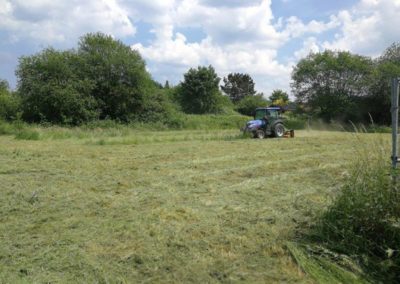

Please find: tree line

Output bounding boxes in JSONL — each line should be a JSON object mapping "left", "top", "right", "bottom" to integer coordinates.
{"left": 292, "top": 44, "right": 400, "bottom": 124}
{"left": 0, "top": 32, "right": 399, "bottom": 126}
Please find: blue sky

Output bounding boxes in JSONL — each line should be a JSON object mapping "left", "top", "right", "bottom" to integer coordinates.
{"left": 1, "top": 0, "right": 399, "bottom": 96}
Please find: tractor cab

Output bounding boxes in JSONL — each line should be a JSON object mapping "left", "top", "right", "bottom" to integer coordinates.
{"left": 254, "top": 107, "right": 282, "bottom": 122}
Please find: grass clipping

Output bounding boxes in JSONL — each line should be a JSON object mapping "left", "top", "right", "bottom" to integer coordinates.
{"left": 296, "top": 134, "right": 400, "bottom": 282}
{"left": 286, "top": 242, "right": 367, "bottom": 283}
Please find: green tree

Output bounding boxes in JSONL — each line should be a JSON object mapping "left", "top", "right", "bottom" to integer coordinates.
{"left": 0, "top": 79, "right": 20, "bottom": 121}
{"left": 380, "top": 42, "right": 400, "bottom": 63}
{"left": 77, "top": 32, "right": 153, "bottom": 121}
{"left": 0, "top": 79, "right": 9, "bottom": 91}
{"left": 269, "top": 89, "right": 289, "bottom": 107}
{"left": 221, "top": 73, "right": 256, "bottom": 103}
{"left": 363, "top": 43, "right": 400, "bottom": 124}
{"left": 291, "top": 50, "right": 373, "bottom": 122}
{"left": 16, "top": 32, "right": 157, "bottom": 124}
{"left": 235, "top": 94, "right": 268, "bottom": 116}
{"left": 179, "top": 65, "right": 224, "bottom": 114}
{"left": 16, "top": 48, "right": 98, "bottom": 124}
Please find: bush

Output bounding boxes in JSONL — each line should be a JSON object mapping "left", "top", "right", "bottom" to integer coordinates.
{"left": 0, "top": 80, "right": 20, "bottom": 121}
{"left": 16, "top": 33, "right": 154, "bottom": 125}
{"left": 0, "top": 93, "right": 20, "bottom": 121}
{"left": 216, "top": 95, "right": 236, "bottom": 115}
{"left": 366, "top": 125, "right": 391, "bottom": 133}
{"left": 313, "top": 137, "right": 400, "bottom": 281}
{"left": 0, "top": 120, "right": 15, "bottom": 135}
{"left": 284, "top": 118, "right": 306, "bottom": 130}
{"left": 137, "top": 90, "right": 183, "bottom": 127}
{"left": 0, "top": 120, "right": 26, "bottom": 136}
{"left": 235, "top": 95, "right": 268, "bottom": 116}
{"left": 17, "top": 48, "right": 99, "bottom": 124}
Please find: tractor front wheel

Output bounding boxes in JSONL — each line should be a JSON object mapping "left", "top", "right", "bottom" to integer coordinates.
{"left": 255, "top": 130, "right": 266, "bottom": 139}
{"left": 274, "top": 123, "right": 285, "bottom": 138}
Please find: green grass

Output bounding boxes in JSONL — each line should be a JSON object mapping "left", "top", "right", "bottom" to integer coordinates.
{"left": 0, "top": 128, "right": 390, "bottom": 282}
{"left": 310, "top": 132, "right": 400, "bottom": 282}
{"left": 0, "top": 114, "right": 251, "bottom": 141}
{"left": 14, "top": 129, "right": 41, "bottom": 140}
{"left": 286, "top": 242, "right": 368, "bottom": 283}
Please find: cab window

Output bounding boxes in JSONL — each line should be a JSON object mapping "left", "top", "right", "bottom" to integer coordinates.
{"left": 255, "top": 109, "right": 266, "bottom": 120}
{"left": 269, "top": 110, "right": 278, "bottom": 119}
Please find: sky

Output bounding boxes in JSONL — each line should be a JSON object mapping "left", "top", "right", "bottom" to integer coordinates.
{"left": 1, "top": 0, "right": 400, "bottom": 96}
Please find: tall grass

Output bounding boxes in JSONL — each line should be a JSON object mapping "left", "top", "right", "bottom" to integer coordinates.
{"left": 0, "top": 120, "right": 25, "bottom": 135}
{"left": 0, "top": 120, "right": 41, "bottom": 140}
{"left": 0, "top": 115, "right": 251, "bottom": 141}
{"left": 176, "top": 114, "right": 250, "bottom": 130}
{"left": 311, "top": 133, "right": 400, "bottom": 282}
{"left": 14, "top": 129, "right": 40, "bottom": 140}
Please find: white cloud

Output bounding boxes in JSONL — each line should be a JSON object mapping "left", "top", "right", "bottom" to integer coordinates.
{"left": 322, "top": 0, "right": 400, "bottom": 56}
{"left": 1, "top": 0, "right": 400, "bottom": 94}
{"left": 175, "top": 0, "right": 282, "bottom": 47}
{"left": 294, "top": 37, "right": 320, "bottom": 60}
{"left": 283, "top": 15, "right": 340, "bottom": 38}
{"left": 131, "top": 0, "right": 339, "bottom": 95}
{"left": 0, "top": 0, "right": 136, "bottom": 44}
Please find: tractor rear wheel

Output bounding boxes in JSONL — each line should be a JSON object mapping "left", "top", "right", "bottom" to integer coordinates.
{"left": 274, "top": 123, "right": 285, "bottom": 138}
{"left": 255, "top": 130, "right": 266, "bottom": 139}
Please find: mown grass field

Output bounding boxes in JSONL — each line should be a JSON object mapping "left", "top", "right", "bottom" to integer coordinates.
{"left": 0, "top": 128, "right": 389, "bottom": 283}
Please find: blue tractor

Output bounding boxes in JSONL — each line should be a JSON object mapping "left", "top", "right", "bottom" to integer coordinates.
{"left": 243, "top": 107, "right": 292, "bottom": 139}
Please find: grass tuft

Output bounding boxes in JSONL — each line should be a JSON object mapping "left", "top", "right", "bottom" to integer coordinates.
{"left": 14, "top": 129, "right": 41, "bottom": 140}
{"left": 0, "top": 120, "right": 26, "bottom": 135}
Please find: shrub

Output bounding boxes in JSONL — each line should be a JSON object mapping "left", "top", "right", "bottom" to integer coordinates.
{"left": 17, "top": 48, "right": 99, "bottom": 124}
{"left": 366, "top": 125, "right": 391, "bottom": 133}
{"left": 137, "top": 90, "right": 183, "bottom": 127}
{"left": 235, "top": 95, "right": 268, "bottom": 116}
{"left": 284, "top": 118, "right": 306, "bottom": 130}
{"left": 0, "top": 93, "right": 20, "bottom": 121}
{"left": 0, "top": 80, "right": 20, "bottom": 121}
{"left": 283, "top": 113, "right": 307, "bottom": 130}
{"left": 0, "top": 120, "right": 27, "bottom": 136}
{"left": 0, "top": 120, "right": 14, "bottom": 135}
{"left": 216, "top": 95, "right": 236, "bottom": 115}
{"left": 16, "top": 33, "right": 154, "bottom": 125}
